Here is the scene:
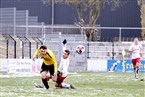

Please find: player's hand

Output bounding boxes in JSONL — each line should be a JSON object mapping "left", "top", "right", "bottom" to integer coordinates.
{"left": 57, "top": 71, "right": 62, "bottom": 76}
{"left": 52, "top": 72, "right": 57, "bottom": 82}
{"left": 63, "top": 39, "right": 67, "bottom": 45}
{"left": 32, "top": 57, "right": 35, "bottom": 61}
{"left": 54, "top": 72, "right": 57, "bottom": 76}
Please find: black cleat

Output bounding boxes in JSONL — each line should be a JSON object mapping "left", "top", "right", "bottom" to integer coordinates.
{"left": 140, "top": 79, "right": 144, "bottom": 81}
{"left": 70, "top": 84, "right": 75, "bottom": 89}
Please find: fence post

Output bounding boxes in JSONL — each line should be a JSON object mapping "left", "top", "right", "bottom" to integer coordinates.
{"left": 6, "top": 40, "right": 9, "bottom": 58}
{"left": 85, "top": 36, "right": 88, "bottom": 70}
{"left": 26, "top": 10, "right": 29, "bottom": 37}
{"left": 14, "top": 40, "right": 16, "bottom": 58}
{"left": 36, "top": 42, "right": 38, "bottom": 49}
{"left": 22, "top": 42, "right": 24, "bottom": 59}
{"left": 25, "top": 37, "right": 31, "bottom": 58}
{"left": 119, "top": 27, "right": 122, "bottom": 42}
{"left": 87, "top": 42, "right": 89, "bottom": 59}
{"left": 112, "top": 42, "right": 114, "bottom": 60}
{"left": 37, "top": 38, "right": 43, "bottom": 45}
{"left": 10, "top": 35, "right": 16, "bottom": 58}
{"left": 29, "top": 42, "right": 31, "bottom": 58}
{"left": 13, "top": 7, "right": 16, "bottom": 36}
{"left": 43, "top": 26, "right": 46, "bottom": 44}
{"left": 42, "top": 22, "right": 44, "bottom": 38}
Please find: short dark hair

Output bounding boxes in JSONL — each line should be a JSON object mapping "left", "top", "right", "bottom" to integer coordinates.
{"left": 39, "top": 45, "right": 47, "bottom": 50}
{"left": 65, "top": 50, "right": 70, "bottom": 55}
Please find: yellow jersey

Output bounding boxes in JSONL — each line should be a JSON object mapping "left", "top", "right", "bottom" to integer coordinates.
{"left": 34, "top": 49, "right": 57, "bottom": 72}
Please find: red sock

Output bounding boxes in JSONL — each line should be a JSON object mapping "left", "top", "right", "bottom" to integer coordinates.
{"left": 59, "top": 84, "right": 62, "bottom": 87}
{"left": 45, "top": 76, "right": 52, "bottom": 81}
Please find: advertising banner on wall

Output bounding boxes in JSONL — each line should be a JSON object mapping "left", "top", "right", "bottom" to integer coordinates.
{"left": 0, "top": 59, "right": 9, "bottom": 72}
{"left": 0, "top": 59, "right": 43, "bottom": 74}
{"left": 8, "top": 59, "right": 17, "bottom": 73}
{"left": 8, "top": 59, "right": 33, "bottom": 74}
{"left": 15, "top": 59, "right": 33, "bottom": 74}
{"left": 107, "top": 60, "right": 145, "bottom": 72}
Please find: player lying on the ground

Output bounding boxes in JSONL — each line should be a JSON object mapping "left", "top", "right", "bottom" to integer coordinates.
{"left": 34, "top": 39, "right": 75, "bottom": 89}
{"left": 128, "top": 37, "right": 142, "bottom": 79}
{"left": 55, "top": 49, "right": 75, "bottom": 89}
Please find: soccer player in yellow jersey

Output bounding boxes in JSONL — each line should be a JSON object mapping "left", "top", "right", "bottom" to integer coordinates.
{"left": 32, "top": 45, "right": 57, "bottom": 90}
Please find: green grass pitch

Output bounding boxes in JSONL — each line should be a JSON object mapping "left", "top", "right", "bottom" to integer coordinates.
{"left": 0, "top": 72, "right": 145, "bottom": 97}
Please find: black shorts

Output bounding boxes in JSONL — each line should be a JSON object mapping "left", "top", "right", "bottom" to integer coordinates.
{"left": 40, "top": 63, "right": 54, "bottom": 75}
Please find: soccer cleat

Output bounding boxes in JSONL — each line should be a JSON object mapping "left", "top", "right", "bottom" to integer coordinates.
{"left": 70, "top": 84, "right": 75, "bottom": 89}
{"left": 140, "top": 79, "right": 144, "bottom": 81}
{"left": 34, "top": 83, "right": 44, "bottom": 88}
{"left": 43, "top": 88, "right": 50, "bottom": 92}
{"left": 135, "top": 76, "right": 138, "bottom": 79}
{"left": 134, "top": 70, "right": 139, "bottom": 79}
{"left": 135, "top": 74, "right": 138, "bottom": 79}
{"left": 46, "top": 88, "right": 50, "bottom": 91}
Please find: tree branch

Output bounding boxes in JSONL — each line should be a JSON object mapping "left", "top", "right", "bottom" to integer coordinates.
{"left": 75, "top": 2, "right": 84, "bottom": 27}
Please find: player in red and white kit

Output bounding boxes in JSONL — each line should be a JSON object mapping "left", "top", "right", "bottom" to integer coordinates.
{"left": 128, "top": 37, "right": 142, "bottom": 79}
{"left": 55, "top": 39, "right": 75, "bottom": 89}
{"left": 55, "top": 48, "right": 74, "bottom": 89}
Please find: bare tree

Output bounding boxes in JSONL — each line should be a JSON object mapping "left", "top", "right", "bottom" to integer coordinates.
{"left": 137, "top": 0, "right": 145, "bottom": 39}
{"left": 42, "top": 0, "right": 122, "bottom": 41}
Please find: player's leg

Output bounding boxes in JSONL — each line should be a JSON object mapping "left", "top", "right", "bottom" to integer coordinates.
{"left": 135, "top": 58, "right": 140, "bottom": 79}
{"left": 55, "top": 76, "right": 75, "bottom": 89}
{"left": 34, "top": 72, "right": 52, "bottom": 88}
{"left": 34, "top": 64, "right": 55, "bottom": 89}
{"left": 41, "top": 71, "right": 50, "bottom": 89}
{"left": 132, "top": 59, "right": 137, "bottom": 78}
{"left": 49, "top": 64, "right": 57, "bottom": 82}
{"left": 55, "top": 76, "right": 67, "bottom": 88}
{"left": 132, "top": 58, "right": 140, "bottom": 79}
{"left": 40, "top": 63, "right": 51, "bottom": 89}
{"left": 136, "top": 58, "right": 140, "bottom": 73}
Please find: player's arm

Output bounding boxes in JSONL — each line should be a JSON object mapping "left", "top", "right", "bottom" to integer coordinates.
{"left": 32, "top": 49, "right": 39, "bottom": 61}
{"left": 49, "top": 52, "right": 58, "bottom": 82}
{"left": 140, "top": 44, "right": 143, "bottom": 58}
{"left": 62, "top": 39, "right": 67, "bottom": 52}
{"left": 128, "top": 44, "right": 133, "bottom": 53}
{"left": 54, "top": 61, "right": 57, "bottom": 73}
{"left": 49, "top": 51, "right": 57, "bottom": 73}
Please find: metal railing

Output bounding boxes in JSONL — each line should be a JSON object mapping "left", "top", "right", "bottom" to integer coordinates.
{"left": 1, "top": 7, "right": 145, "bottom": 41}
{"left": 88, "top": 41, "right": 145, "bottom": 60}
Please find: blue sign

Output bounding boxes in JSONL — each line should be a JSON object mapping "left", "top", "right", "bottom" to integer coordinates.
{"left": 107, "top": 60, "right": 145, "bottom": 72}
{"left": 107, "top": 60, "right": 122, "bottom": 72}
